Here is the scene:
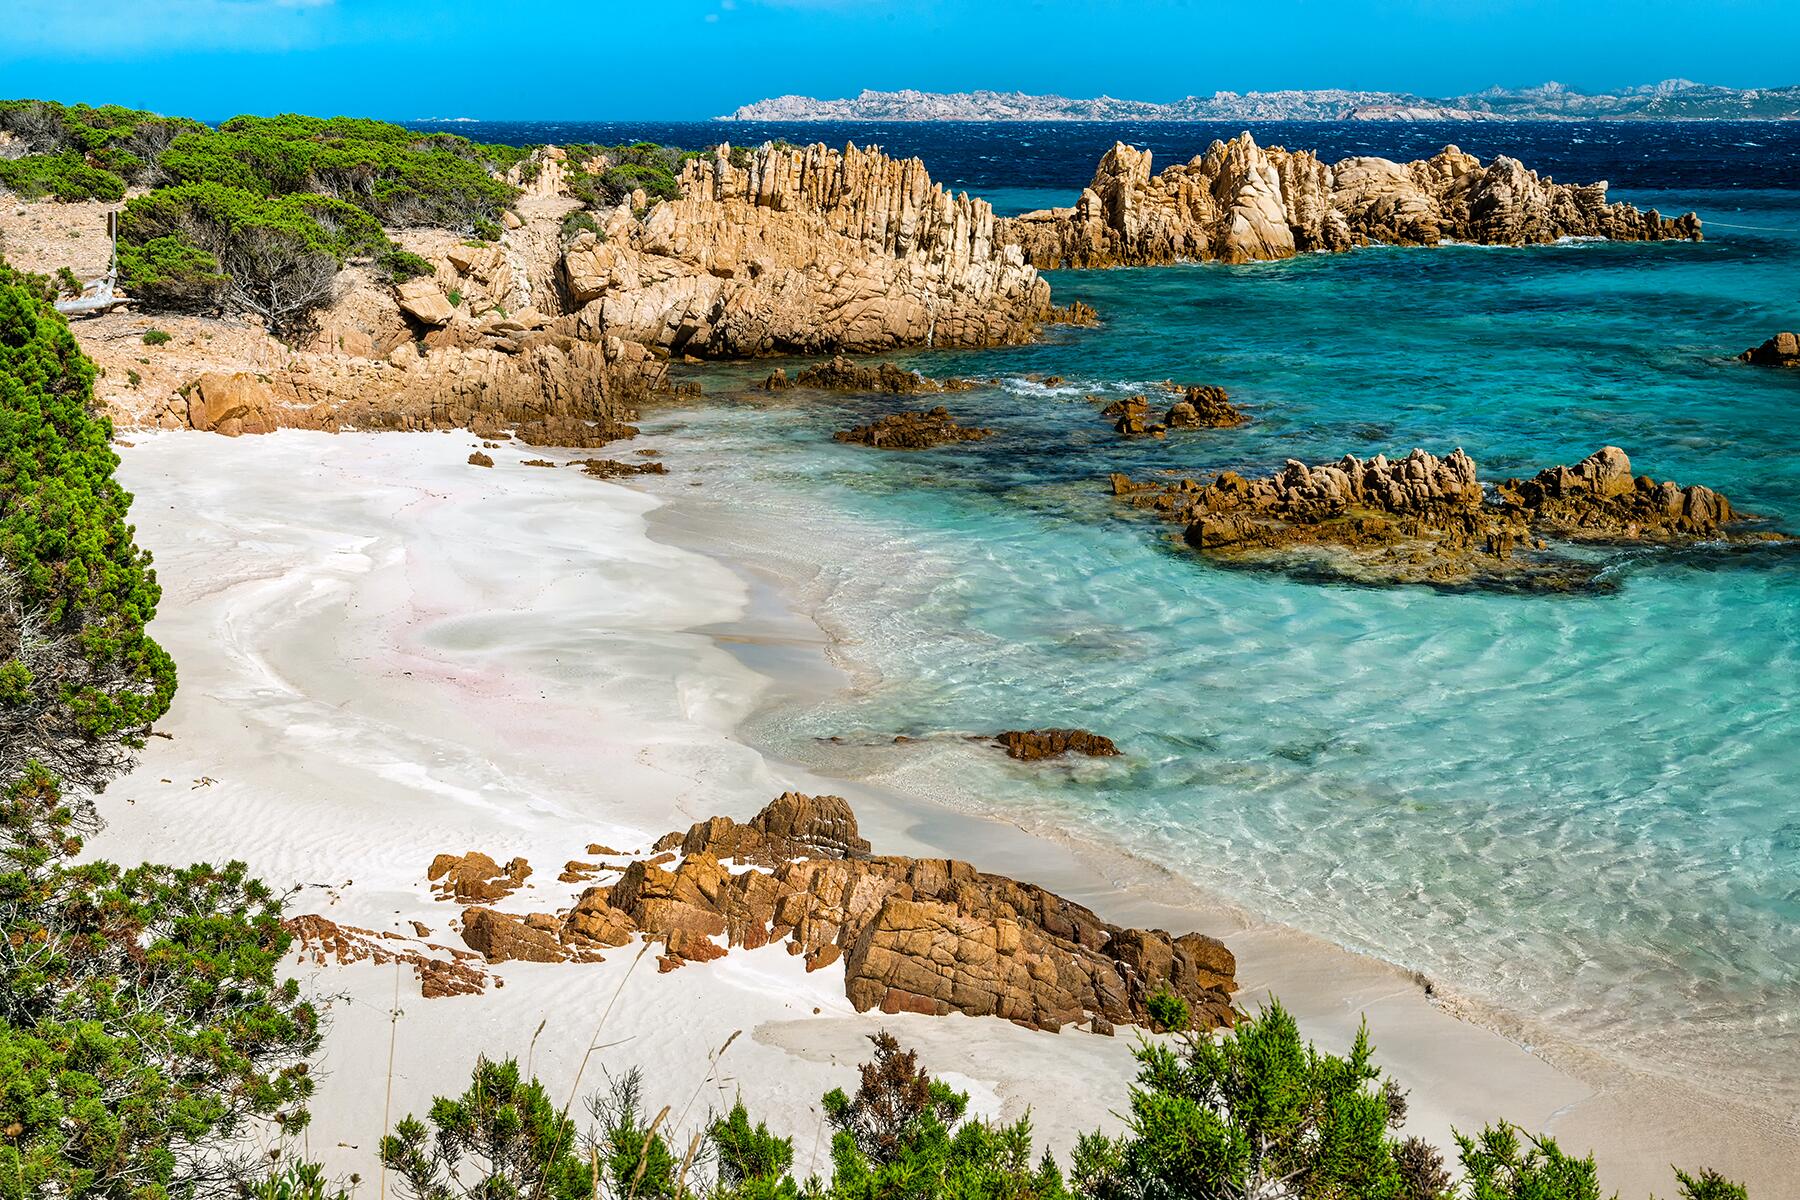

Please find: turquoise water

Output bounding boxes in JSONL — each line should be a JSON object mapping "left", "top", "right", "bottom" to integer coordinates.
{"left": 648, "top": 185, "right": 1800, "bottom": 1112}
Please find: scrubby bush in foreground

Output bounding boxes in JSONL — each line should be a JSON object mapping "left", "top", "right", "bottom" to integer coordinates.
{"left": 0, "top": 259, "right": 175, "bottom": 790}
{"left": 1, "top": 259, "right": 318, "bottom": 1200}
{"left": 360, "top": 1009, "right": 1749, "bottom": 1200}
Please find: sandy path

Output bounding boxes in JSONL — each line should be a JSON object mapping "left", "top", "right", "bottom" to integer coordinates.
{"left": 96, "top": 430, "right": 1797, "bottom": 1196}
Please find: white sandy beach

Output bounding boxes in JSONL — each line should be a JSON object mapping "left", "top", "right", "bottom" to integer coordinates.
{"left": 96, "top": 429, "right": 1798, "bottom": 1197}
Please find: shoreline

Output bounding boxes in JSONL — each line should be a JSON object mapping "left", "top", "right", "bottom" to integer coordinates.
{"left": 637, "top": 420, "right": 1800, "bottom": 1193}
{"left": 94, "top": 428, "right": 1797, "bottom": 1197}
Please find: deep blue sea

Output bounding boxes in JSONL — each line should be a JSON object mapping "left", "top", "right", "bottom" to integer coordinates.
{"left": 453, "top": 121, "right": 1800, "bottom": 1108}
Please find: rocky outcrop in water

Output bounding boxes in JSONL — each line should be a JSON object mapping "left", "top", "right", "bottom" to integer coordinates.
{"left": 993, "top": 729, "right": 1121, "bottom": 761}
{"left": 1103, "top": 385, "right": 1245, "bottom": 436}
{"left": 1741, "top": 332, "right": 1800, "bottom": 367}
{"left": 1115, "top": 446, "right": 1774, "bottom": 589}
{"left": 834, "top": 407, "right": 993, "bottom": 450}
{"left": 765, "top": 354, "right": 977, "bottom": 394}
{"left": 561, "top": 143, "right": 1052, "bottom": 356}
{"left": 1000, "top": 136, "right": 1701, "bottom": 269}
{"left": 453, "top": 792, "right": 1237, "bottom": 1033}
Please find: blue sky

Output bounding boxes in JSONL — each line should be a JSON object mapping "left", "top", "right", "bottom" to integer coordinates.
{"left": 3, "top": 0, "right": 1792, "bottom": 121}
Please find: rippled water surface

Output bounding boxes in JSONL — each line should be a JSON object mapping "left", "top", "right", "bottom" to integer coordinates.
{"left": 588, "top": 124, "right": 1800, "bottom": 1108}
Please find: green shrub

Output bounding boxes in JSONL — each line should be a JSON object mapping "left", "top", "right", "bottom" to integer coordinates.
{"left": 0, "top": 152, "right": 125, "bottom": 202}
{"left": 0, "top": 259, "right": 176, "bottom": 788}
{"left": 53, "top": 267, "right": 80, "bottom": 297}
{"left": 0, "top": 769, "right": 321, "bottom": 1200}
{"left": 120, "top": 183, "right": 391, "bottom": 334}
{"left": 380, "top": 1056, "right": 591, "bottom": 1200}
{"left": 378, "top": 247, "right": 434, "bottom": 282}
{"left": 559, "top": 209, "right": 602, "bottom": 243}
{"left": 158, "top": 114, "right": 517, "bottom": 232}
{"left": 140, "top": 328, "right": 171, "bottom": 346}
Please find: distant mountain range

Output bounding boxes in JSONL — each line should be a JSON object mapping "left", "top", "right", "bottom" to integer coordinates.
{"left": 721, "top": 81, "right": 1800, "bottom": 122}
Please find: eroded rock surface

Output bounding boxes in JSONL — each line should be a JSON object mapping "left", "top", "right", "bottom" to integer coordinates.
{"left": 1001, "top": 135, "right": 1701, "bottom": 269}
{"left": 456, "top": 793, "right": 1235, "bottom": 1033}
{"left": 285, "top": 914, "right": 487, "bottom": 999}
{"left": 563, "top": 142, "right": 1053, "bottom": 356}
{"left": 1115, "top": 446, "right": 1774, "bottom": 589}
{"left": 428, "top": 852, "right": 532, "bottom": 903}
{"left": 834, "top": 407, "right": 993, "bottom": 450}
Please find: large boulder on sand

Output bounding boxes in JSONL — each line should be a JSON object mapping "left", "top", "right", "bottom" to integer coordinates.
{"left": 184, "top": 372, "right": 279, "bottom": 436}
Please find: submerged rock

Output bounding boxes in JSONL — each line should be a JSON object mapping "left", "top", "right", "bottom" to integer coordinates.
{"left": 834, "top": 406, "right": 993, "bottom": 450}
{"left": 766, "top": 355, "right": 977, "bottom": 394}
{"left": 993, "top": 729, "right": 1122, "bottom": 761}
{"left": 1000, "top": 135, "right": 1701, "bottom": 269}
{"left": 1116, "top": 446, "right": 1778, "bottom": 589}
{"left": 575, "top": 457, "right": 669, "bottom": 479}
{"left": 1741, "top": 332, "right": 1800, "bottom": 368}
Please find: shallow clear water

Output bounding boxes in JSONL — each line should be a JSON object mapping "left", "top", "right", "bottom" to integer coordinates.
{"left": 617, "top": 137, "right": 1800, "bottom": 1111}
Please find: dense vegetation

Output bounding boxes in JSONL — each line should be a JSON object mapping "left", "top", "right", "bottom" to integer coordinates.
{"left": 559, "top": 141, "right": 695, "bottom": 214}
{"left": 356, "top": 1001, "right": 1748, "bottom": 1200}
{"left": 0, "top": 100, "right": 205, "bottom": 200}
{"left": 1, "top": 98, "right": 717, "bottom": 331}
{"left": 1, "top": 263, "right": 319, "bottom": 1199}
{"left": 0, "top": 259, "right": 175, "bottom": 788}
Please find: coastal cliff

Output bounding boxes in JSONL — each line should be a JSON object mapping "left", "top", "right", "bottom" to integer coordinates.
{"left": 559, "top": 142, "right": 1052, "bottom": 355}
{"left": 4, "top": 141, "right": 1053, "bottom": 437}
{"left": 1000, "top": 134, "right": 1702, "bottom": 268}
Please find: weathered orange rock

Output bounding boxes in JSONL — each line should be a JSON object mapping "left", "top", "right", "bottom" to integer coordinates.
{"left": 428, "top": 852, "right": 532, "bottom": 903}
{"left": 284, "top": 913, "right": 486, "bottom": 998}
{"left": 460, "top": 906, "right": 568, "bottom": 963}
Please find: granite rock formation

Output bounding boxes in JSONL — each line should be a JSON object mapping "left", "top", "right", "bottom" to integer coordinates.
{"left": 1115, "top": 446, "right": 1773, "bottom": 588}
{"left": 454, "top": 792, "right": 1236, "bottom": 1033}
{"left": 561, "top": 142, "right": 1053, "bottom": 356}
{"left": 1000, "top": 136, "right": 1701, "bottom": 269}
{"left": 834, "top": 407, "right": 994, "bottom": 450}
{"left": 1741, "top": 332, "right": 1800, "bottom": 368}
{"left": 428, "top": 852, "right": 532, "bottom": 903}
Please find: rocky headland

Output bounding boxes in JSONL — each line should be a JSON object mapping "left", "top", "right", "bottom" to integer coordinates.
{"left": 1113, "top": 445, "right": 1777, "bottom": 588}
{"left": 723, "top": 81, "right": 1800, "bottom": 123}
{"left": 1000, "top": 135, "right": 1702, "bottom": 268}
{"left": 3, "top": 141, "right": 1054, "bottom": 442}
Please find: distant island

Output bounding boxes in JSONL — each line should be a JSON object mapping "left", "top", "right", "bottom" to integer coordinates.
{"left": 721, "top": 80, "right": 1800, "bottom": 122}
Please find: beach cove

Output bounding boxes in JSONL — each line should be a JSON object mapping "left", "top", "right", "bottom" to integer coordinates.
{"left": 94, "top": 427, "right": 1799, "bottom": 1197}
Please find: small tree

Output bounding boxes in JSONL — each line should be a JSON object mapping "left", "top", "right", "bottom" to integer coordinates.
{"left": 1454, "top": 1124, "right": 1604, "bottom": 1200}
{"left": 0, "top": 770, "right": 322, "bottom": 1199}
{"left": 586, "top": 1067, "right": 678, "bottom": 1199}
{"left": 380, "top": 1056, "right": 592, "bottom": 1200}
{"left": 1073, "top": 1000, "right": 1419, "bottom": 1200}
{"left": 820, "top": 1031, "right": 1069, "bottom": 1199}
